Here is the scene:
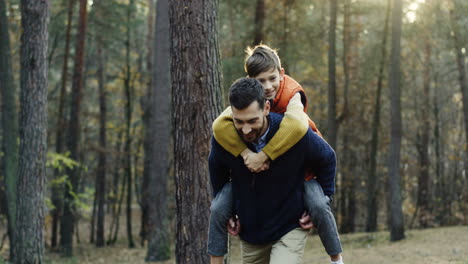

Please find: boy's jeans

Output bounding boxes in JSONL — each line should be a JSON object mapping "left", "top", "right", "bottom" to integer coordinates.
{"left": 207, "top": 179, "right": 343, "bottom": 257}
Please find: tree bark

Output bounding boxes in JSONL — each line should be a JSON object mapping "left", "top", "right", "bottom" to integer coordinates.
{"left": 416, "top": 42, "right": 431, "bottom": 228}
{"left": 51, "top": 0, "right": 76, "bottom": 249}
{"left": 0, "top": 0, "right": 18, "bottom": 260}
{"left": 145, "top": 0, "right": 171, "bottom": 260}
{"left": 169, "top": 0, "right": 223, "bottom": 262}
{"left": 387, "top": 0, "right": 405, "bottom": 242}
{"left": 123, "top": 0, "right": 136, "bottom": 249}
{"left": 252, "top": 0, "right": 265, "bottom": 45}
{"left": 327, "top": 0, "right": 338, "bottom": 149}
{"left": 449, "top": 2, "right": 468, "bottom": 174}
{"left": 366, "top": 0, "right": 390, "bottom": 233}
{"left": 14, "top": 0, "right": 49, "bottom": 262}
{"left": 140, "top": 0, "right": 154, "bottom": 245}
{"left": 60, "top": 0, "right": 88, "bottom": 256}
{"left": 95, "top": 39, "right": 107, "bottom": 248}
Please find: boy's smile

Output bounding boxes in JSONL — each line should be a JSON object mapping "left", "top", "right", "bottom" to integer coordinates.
{"left": 254, "top": 68, "right": 285, "bottom": 100}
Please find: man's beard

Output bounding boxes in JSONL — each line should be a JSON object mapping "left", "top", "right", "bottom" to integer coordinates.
{"left": 239, "top": 116, "right": 267, "bottom": 143}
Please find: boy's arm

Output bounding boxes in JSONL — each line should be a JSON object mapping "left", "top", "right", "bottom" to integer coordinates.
{"left": 262, "top": 93, "right": 309, "bottom": 160}
{"left": 212, "top": 107, "right": 248, "bottom": 157}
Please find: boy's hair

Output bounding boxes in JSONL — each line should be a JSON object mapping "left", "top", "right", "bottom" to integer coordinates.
{"left": 244, "top": 44, "right": 282, "bottom": 77}
{"left": 229, "top": 78, "right": 265, "bottom": 110}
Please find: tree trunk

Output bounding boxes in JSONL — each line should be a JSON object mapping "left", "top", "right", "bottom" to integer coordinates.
{"left": 416, "top": 42, "right": 431, "bottom": 228}
{"left": 169, "top": 0, "right": 223, "bottom": 262}
{"left": 124, "top": 0, "right": 135, "bottom": 249}
{"left": 449, "top": 2, "right": 468, "bottom": 173}
{"left": 140, "top": 0, "right": 154, "bottom": 245}
{"left": 0, "top": 0, "right": 18, "bottom": 260}
{"left": 51, "top": 0, "right": 76, "bottom": 249}
{"left": 366, "top": 0, "right": 390, "bottom": 233}
{"left": 60, "top": 0, "right": 88, "bottom": 256}
{"left": 145, "top": 0, "right": 171, "bottom": 260}
{"left": 13, "top": 1, "right": 49, "bottom": 262}
{"left": 387, "top": 0, "right": 405, "bottom": 242}
{"left": 95, "top": 40, "right": 107, "bottom": 248}
{"left": 327, "top": 0, "right": 338, "bottom": 149}
{"left": 252, "top": 0, "right": 265, "bottom": 45}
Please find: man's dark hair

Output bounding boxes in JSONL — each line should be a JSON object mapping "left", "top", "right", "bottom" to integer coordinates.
{"left": 229, "top": 77, "right": 265, "bottom": 110}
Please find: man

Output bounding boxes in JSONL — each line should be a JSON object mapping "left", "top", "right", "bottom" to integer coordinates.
{"left": 208, "top": 78, "right": 337, "bottom": 264}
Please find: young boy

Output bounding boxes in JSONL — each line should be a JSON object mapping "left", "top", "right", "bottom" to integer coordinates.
{"left": 208, "top": 44, "right": 344, "bottom": 264}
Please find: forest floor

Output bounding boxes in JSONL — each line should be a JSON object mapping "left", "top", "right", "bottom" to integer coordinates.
{"left": 1, "top": 221, "right": 467, "bottom": 264}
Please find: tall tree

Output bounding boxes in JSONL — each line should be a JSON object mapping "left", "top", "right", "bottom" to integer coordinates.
{"left": 327, "top": 0, "right": 338, "bottom": 149}
{"left": 449, "top": 1, "right": 468, "bottom": 172}
{"left": 51, "top": 0, "right": 76, "bottom": 249}
{"left": 387, "top": 0, "right": 405, "bottom": 241}
{"left": 0, "top": 0, "right": 18, "bottom": 259}
{"left": 145, "top": 0, "right": 171, "bottom": 260}
{"left": 140, "top": 0, "right": 155, "bottom": 245}
{"left": 95, "top": 34, "right": 107, "bottom": 248}
{"left": 60, "top": 0, "right": 88, "bottom": 256}
{"left": 415, "top": 42, "right": 431, "bottom": 228}
{"left": 13, "top": 0, "right": 49, "bottom": 262}
{"left": 124, "top": 0, "right": 136, "bottom": 249}
{"left": 366, "top": 0, "right": 391, "bottom": 232}
{"left": 169, "top": 0, "right": 223, "bottom": 262}
{"left": 252, "top": 0, "right": 265, "bottom": 45}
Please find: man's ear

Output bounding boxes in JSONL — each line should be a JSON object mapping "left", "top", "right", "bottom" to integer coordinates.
{"left": 264, "top": 100, "right": 271, "bottom": 116}
{"left": 279, "top": 68, "right": 285, "bottom": 80}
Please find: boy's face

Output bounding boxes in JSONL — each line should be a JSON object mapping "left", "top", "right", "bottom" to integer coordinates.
{"left": 253, "top": 68, "right": 285, "bottom": 100}
{"left": 232, "top": 100, "right": 270, "bottom": 143}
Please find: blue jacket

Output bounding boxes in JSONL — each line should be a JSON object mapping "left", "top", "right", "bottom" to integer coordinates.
{"left": 209, "top": 113, "right": 336, "bottom": 244}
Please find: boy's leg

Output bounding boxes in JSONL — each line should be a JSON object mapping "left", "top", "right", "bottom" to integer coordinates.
{"left": 304, "top": 179, "right": 343, "bottom": 256}
{"left": 269, "top": 228, "right": 309, "bottom": 264}
{"left": 207, "top": 182, "right": 233, "bottom": 257}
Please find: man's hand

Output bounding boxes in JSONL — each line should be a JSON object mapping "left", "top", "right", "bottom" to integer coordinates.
{"left": 227, "top": 216, "right": 241, "bottom": 236}
{"left": 299, "top": 212, "right": 314, "bottom": 230}
{"left": 241, "top": 149, "right": 270, "bottom": 173}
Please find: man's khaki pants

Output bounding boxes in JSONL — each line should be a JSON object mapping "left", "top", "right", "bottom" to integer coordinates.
{"left": 241, "top": 228, "right": 309, "bottom": 264}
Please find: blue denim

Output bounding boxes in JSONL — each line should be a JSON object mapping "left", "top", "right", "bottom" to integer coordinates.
{"left": 304, "top": 179, "right": 342, "bottom": 255}
{"left": 207, "top": 182, "right": 233, "bottom": 256}
{"left": 207, "top": 179, "right": 342, "bottom": 256}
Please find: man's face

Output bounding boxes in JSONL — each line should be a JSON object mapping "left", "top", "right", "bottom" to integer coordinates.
{"left": 232, "top": 101, "right": 270, "bottom": 143}
{"left": 253, "top": 67, "right": 285, "bottom": 100}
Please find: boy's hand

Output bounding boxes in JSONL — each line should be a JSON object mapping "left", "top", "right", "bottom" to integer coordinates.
{"left": 299, "top": 212, "right": 314, "bottom": 230}
{"left": 227, "top": 216, "right": 240, "bottom": 236}
{"left": 243, "top": 151, "right": 270, "bottom": 173}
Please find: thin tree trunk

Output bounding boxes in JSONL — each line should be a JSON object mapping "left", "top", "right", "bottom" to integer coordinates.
{"left": 0, "top": 0, "right": 18, "bottom": 260}
{"left": 95, "top": 40, "right": 107, "bottom": 248}
{"left": 61, "top": 0, "right": 88, "bottom": 256}
{"left": 416, "top": 42, "right": 431, "bottom": 228}
{"left": 449, "top": 2, "right": 468, "bottom": 174}
{"left": 169, "top": 0, "right": 223, "bottom": 262}
{"left": 14, "top": 1, "right": 49, "bottom": 262}
{"left": 124, "top": 0, "right": 135, "bottom": 249}
{"left": 145, "top": 0, "right": 171, "bottom": 260}
{"left": 252, "top": 0, "right": 265, "bottom": 45}
{"left": 140, "top": 0, "right": 154, "bottom": 245}
{"left": 366, "top": 0, "right": 390, "bottom": 233}
{"left": 52, "top": 0, "right": 76, "bottom": 249}
{"left": 387, "top": 0, "right": 405, "bottom": 242}
{"left": 327, "top": 0, "right": 338, "bottom": 149}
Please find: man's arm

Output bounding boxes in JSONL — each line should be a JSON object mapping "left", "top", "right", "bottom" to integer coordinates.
{"left": 208, "top": 137, "right": 231, "bottom": 197}
{"left": 305, "top": 130, "right": 337, "bottom": 197}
